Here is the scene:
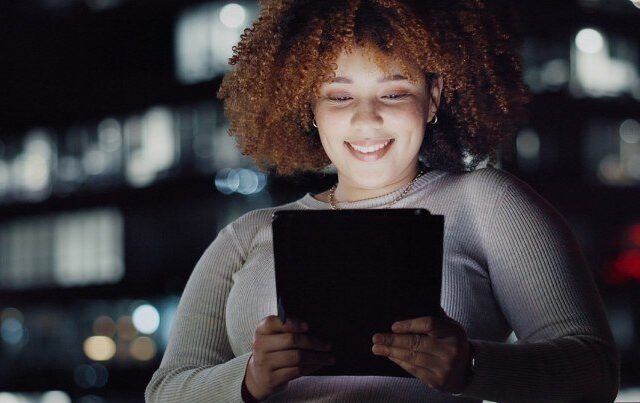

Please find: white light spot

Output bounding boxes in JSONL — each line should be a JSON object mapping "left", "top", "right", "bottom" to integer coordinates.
{"left": 620, "top": 119, "right": 640, "bottom": 144}
{"left": 132, "top": 304, "right": 160, "bottom": 334}
{"left": 219, "top": 3, "right": 246, "bottom": 28}
{"left": 41, "top": 391, "right": 72, "bottom": 403}
{"left": 575, "top": 28, "right": 604, "bottom": 54}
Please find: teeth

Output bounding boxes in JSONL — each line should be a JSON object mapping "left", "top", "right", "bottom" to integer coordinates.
{"left": 348, "top": 140, "right": 391, "bottom": 153}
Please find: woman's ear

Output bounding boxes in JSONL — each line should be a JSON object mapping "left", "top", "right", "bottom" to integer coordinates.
{"left": 428, "top": 73, "right": 444, "bottom": 120}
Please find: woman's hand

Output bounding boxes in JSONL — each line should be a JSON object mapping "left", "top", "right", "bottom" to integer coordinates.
{"left": 371, "top": 309, "right": 473, "bottom": 395}
{"left": 243, "top": 315, "right": 335, "bottom": 401}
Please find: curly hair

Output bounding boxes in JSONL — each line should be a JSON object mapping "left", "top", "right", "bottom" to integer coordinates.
{"left": 216, "top": 0, "right": 531, "bottom": 176}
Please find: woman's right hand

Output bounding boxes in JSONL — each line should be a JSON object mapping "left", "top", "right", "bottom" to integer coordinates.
{"left": 242, "top": 315, "right": 335, "bottom": 401}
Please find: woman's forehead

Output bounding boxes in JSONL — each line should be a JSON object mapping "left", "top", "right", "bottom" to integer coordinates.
{"left": 329, "top": 44, "right": 425, "bottom": 85}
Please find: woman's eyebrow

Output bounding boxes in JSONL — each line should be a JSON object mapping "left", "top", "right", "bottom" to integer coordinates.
{"left": 330, "top": 74, "right": 409, "bottom": 84}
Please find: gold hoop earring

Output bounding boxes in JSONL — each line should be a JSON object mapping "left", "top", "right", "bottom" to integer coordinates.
{"left": 429, "top": 114, "right": 438, "bottom": 125}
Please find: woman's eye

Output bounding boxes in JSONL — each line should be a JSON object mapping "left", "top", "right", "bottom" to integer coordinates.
{"left": 383, "top": 93, "right": 409, "bottom": 100}
{"left": 328, "top": 94, "right": 409, "bottom": 102}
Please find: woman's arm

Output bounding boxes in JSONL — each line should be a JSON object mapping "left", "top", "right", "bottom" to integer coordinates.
{"left": 145, "top": 221, "right": 252, "bottom": 403}
{"left": 462, "top": 171, "right": 620, "bottom": 402}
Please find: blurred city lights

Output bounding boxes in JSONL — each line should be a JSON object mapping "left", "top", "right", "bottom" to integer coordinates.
{"left": 74, "top": 363, "right": 108, "bottom": 388}
{"left": 1, "top": 2, "right": 639, "bottom": 400}
{"left": 41, "top": 391, "right": 72, "bottom": 403}
{"left": 629, "top": 224, "right": 640, "bottom": 246}
{"left": 144, "top": 107, "right": 177, "bottom": 173}
{"left": 175, "top": 2, "right": 257, "bottom": 84}
{"left": 604, "top": 247, "right": 640, "bottom": 285}
{"left": 215, "top": 168, "right": 267, "bottom": 195}
{"left": 116, "top": 316, "right": 137, "bottom": 341}
{"left": 516, "top": 128, "right": 541, "bottom": 173}
{"left": 0, "top": 318, "right": 24, "bottom": 345}
{"left": 1, "top": 308, "right": 24, "bottom": 323}
{"left": 539, "top": 59, "right": 570, "bottom": 88}
{"left": 129, "top": 336, "right": 157, "bottom": 361}
{"left": 160, "top": 298, "right": 178, "bottom": 348}
{"left": 124, "top": 107, "right": 177, "bottom": 188}
{"left": 575, "top": 28, "right": 604, "bottom": 54}
{"left": 92, "top": 316, "right": 116, "bottom": 337}
{"left": 132, "top": 304, "right": 160, "bottom": 334}
{"left": 0, "top": 393, "right": 22, "bottom": 403}
{"left": 219, "top": 3, "right": 246, "bottom": 28}
{"left": 620, "top": 119, "right": 640, "bottom": 144}
{"left": 82, "top": 147, "right": 108, "bottom": 176}
{"left": 0, "top": 308, "right": 25, "bottom": 346}
{"left": 571, "top": 28, "right": 640, "bottom": 98}
{"left": 55, "top": 156, "right": 84, "bottom": 191}
{"left": 97, "top": 118, "right": 122, "bottom": 153}
{"left": 83, "top": 336, "right": 116, "bottom": 361}
{"left": 598, "top": 154, "right": 625, "bottom": 185}
{"left": 0, "top": 101, "right": 263, "bottom": 206}
{"left": 48, "top": 208, "right": 125, "bottom": 289}
{"left": 0, "top": 160, "right": 9, "bottom": 198}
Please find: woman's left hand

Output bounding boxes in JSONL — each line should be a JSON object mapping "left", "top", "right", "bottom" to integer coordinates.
{"left": 371, "top": 309, "right": 472, "bottom": 394}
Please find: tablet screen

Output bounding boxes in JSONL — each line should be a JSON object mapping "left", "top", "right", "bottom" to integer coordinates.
{"left": 272, "top": 209, "right": 444, "bottom": 377}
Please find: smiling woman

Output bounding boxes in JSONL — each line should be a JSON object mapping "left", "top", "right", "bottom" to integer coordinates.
{"left": 214, "top": 0, "right": 530, "bottom": 179}
{"left": 145, "top": 1, "right": 619, "bottom": 402}
{"left": 309, "top": 44, "right": 441, "bottom": 202}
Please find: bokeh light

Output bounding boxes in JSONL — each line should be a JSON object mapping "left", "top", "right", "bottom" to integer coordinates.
{"left": 116, "top": 316, "right": 137, "bottom": 341}
{"left": 219, "top": 3, "right": 246, "bottom": 28}
{"left": 129, "top": 336, "right": 157, "bottom": 361}
{"left": 92, "top": 315, "right": 116, "bottom": 337}
{"left": 132, "top": 304, "right": 160, "bottom": 334}
{"left": 83, "top": 336, "right": 116, "bottom": 361}
{"left": 575, "top": 28, "right": 604, "bottom": 54}
{"left": 41, "top": 391, "right": 72, "bottom": 403}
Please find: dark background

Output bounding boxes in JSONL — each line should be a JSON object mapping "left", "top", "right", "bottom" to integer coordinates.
{"left": 1, "top": 0, "right": 639, "bottom": 401}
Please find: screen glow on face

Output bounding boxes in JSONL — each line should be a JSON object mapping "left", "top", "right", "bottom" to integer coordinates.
{"left": 313, "top": 45, "right": 431, "bottom": 189}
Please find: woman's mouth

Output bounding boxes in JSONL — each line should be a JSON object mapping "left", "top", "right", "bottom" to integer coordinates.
{"left": 344, "top": 139, "right": 395, "bottom": 162}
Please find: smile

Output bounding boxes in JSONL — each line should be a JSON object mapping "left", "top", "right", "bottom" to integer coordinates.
{"left": 344, "top": 139, "right": 395, "bottom": 162}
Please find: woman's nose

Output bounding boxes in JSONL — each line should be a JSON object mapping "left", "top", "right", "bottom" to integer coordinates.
{"left": 350, "top": 101, "right": 384, "bottom": 132}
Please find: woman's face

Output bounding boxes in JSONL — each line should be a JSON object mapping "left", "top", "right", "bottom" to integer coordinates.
{"left": 312, "top": 45, "right": 442, "bottom": 189}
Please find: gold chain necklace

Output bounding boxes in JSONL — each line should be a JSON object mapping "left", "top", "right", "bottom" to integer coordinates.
{"left": 328, "top": 167, "right": 426, "bottom": 210}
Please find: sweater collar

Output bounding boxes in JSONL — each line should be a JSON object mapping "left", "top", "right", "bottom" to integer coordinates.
{"left": 296, "top": 169, "right": 447, "bottom": 210}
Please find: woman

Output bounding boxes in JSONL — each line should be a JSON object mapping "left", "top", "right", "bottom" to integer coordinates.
{"left": 146, "top": 0, "right": 620, "bottom": 402}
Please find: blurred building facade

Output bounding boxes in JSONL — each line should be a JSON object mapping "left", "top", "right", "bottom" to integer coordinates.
{"left": 0, "top": 0, "right": 639, "bottom": 402}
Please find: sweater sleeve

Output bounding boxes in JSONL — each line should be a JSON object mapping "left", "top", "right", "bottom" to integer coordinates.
{"left": 145, "top": 221, "right": 253, "bottom": 403}
{"left": 460, "top": 173, "right": 620, "bottom": 402}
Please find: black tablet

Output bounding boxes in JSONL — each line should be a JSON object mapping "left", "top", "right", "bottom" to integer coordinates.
{"left": 271, "top": 208, "right": 444, "bottom": 377}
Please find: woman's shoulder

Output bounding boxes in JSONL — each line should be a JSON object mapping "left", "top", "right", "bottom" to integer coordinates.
{"left": 457, "top": 166, "right": 568, "bottom": 234}
{"left": 223, "top": 199, "right": 302, "bottom": 253}
{"left": 448, "top": 166, "right": 531, "bottom": 194}
{"left": 436, "top": 166, "right": 537, "bottom": 207}
{"left": 437, "top": 166, "right": 562, "bottom": 227}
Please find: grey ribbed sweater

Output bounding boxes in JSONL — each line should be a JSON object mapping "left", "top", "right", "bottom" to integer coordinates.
{"left": 145, "top": 166, "right": 620, "bottom": 403}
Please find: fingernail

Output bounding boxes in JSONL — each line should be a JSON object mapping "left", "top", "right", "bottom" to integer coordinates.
{"left": 391, "top": 322, "right": 401, "bottom": 331}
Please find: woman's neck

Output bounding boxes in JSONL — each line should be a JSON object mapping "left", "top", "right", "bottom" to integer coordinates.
{"left": 331, "top": 161, "right": 423, "bottom": 203}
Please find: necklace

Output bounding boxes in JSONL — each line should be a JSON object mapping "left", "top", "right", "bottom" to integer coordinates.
{"left": 328, "top": 167, "right": 427, "bottom": 210}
